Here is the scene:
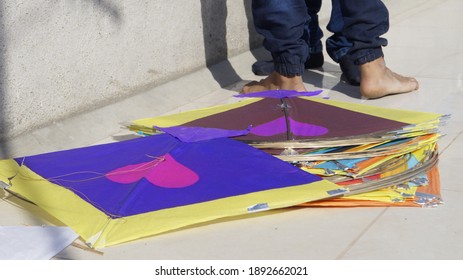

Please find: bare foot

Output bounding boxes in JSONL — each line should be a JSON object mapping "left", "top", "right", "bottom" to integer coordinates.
{"left": 241, "top": 71, "right": 307, "bottom": 94}
{"left": 359, "top": 57, "right": 419, "bottom": 99}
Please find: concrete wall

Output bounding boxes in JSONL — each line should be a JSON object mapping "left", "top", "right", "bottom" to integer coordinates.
{"left": 0, "top": 0, "right": 261, "bottom": 140}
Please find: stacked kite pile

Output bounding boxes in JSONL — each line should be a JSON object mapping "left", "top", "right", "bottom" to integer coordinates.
{"left": 0, "top": 90, "right": 447, "bottom": 248}
{"left": 259, "top": 119, "right": 443, "bottom": 207}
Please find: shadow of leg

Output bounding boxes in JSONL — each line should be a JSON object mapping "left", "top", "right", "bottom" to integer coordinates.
{"left": 200, "top": 0, "right": 241, "bottom": 88}
{"left": 243, "top": 0, "right": 264, "bottom": 61}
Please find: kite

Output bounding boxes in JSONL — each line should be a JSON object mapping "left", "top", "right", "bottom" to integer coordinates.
{"left": 301, "top": 164, "right": 441, "bottom": 207}
{"left": 126, "top": 90, "right": 447, "bottom": 207}
{"left": 128, "top": 90, "right": 444, "bottom": 145}
{"left": 299, "top": 140, "right": 442, "bottom": 207}
{"left": 0, "top": 133, "right": 344, "bottom": 248}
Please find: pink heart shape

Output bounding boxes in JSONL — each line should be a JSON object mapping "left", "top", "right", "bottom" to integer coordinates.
{"left": 106, "top": 154, "right": 199, "bottom": 188}
{"left": 251, "top": 116, "right": 328, "bottom": 137}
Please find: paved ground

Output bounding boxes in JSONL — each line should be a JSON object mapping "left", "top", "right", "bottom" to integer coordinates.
{"left": 1, "top": 0, "right": 462, "bottom": 259}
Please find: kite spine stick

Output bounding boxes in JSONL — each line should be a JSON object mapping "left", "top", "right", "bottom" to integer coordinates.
{"left": 280, "top": 98, "right": 292, "bottom": 141}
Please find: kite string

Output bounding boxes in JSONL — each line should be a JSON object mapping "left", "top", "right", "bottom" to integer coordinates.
{"left": 9, "top": 139, "right": 182, "bottom": 219}
{"left": 11, "top": 155, "right": 166, "bottom": 219}
{"left": 62, "top": 186, "right": 126, "bottom": 219}
{"left": 16, "top": 155, "right": 166, "bottom": 184}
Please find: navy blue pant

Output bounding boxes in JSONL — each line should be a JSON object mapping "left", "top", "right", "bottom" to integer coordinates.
{"left": 326, "top": 0, "right": 352, "bottom": 62}
{"left": 252, "top": 0, "right": 389, "bottom": 76}
{"left": 306, "top": 0, "right": 324, "bottom": 55}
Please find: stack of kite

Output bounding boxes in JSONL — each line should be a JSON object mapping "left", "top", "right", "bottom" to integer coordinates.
{"left": 128, "top": 90, "right": 447, "bottom": 208}
{"left": 0, "top": 90, "right": 447, "bottom": 248}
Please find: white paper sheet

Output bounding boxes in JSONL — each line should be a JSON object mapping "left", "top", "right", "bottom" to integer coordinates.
{"left": 0, "top": 226, "right": 78, "bottom": 260}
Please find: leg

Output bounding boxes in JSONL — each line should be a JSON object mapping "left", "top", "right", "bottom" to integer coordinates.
{"left": 251, "top": 0, "right": 323, "bottom": 76}
{"left": 242, "top": 0, "right": 309, "bottom": 93}
{"left": 340, "top": 0, "right": 418, "bottom": 98}
{"left": 305, "top": 0, "right": 324, "bottom": 69}
{"left": 326, "top": 0, "right": 360, "bottom": 85}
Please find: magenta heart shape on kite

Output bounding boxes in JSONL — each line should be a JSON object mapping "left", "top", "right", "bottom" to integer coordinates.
{"left": 251, "top": 116, "right": 328, "bottom": 137}
{"left": 106, "top": 154, "right": 199, "bottom": 188}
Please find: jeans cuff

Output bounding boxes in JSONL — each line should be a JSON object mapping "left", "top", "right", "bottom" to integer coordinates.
{"left": 274, "top": 62, "right": 305, "bottom": 76}
{"left": 354, "top": 47, "right": 384, "bottom": 65}
{"left": 329, "top": 48, "right": 350, "bottom": 63}
{"left": 309, "top": 41, "right": 323, "bottom": 54}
